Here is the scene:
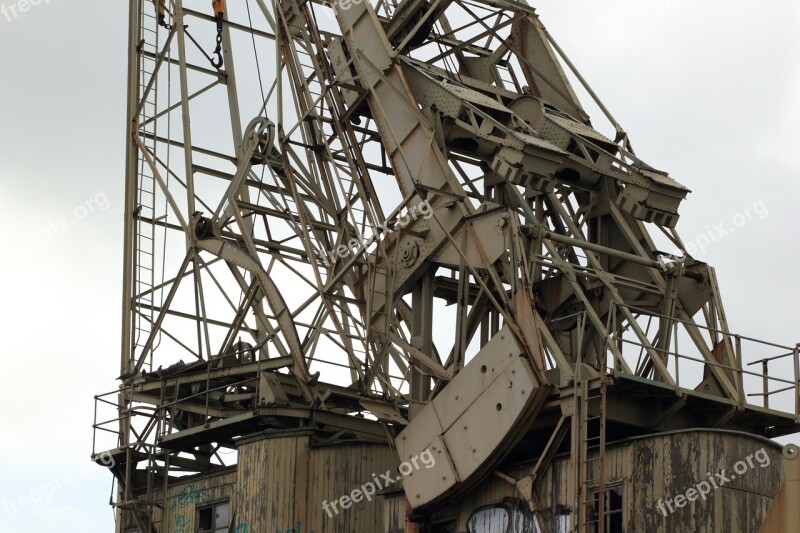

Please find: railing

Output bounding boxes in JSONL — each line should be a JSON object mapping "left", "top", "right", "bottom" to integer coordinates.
{"left": 92, "top": 357, "right": 277, "bottom": 459}
{"left": 92, "top": 389, "right": 159, "bottom": 459}
{"left": 747, "top": 344, "right": 800, "bottom": 413}
{"left": 92, "top": 389, "right": 124, "bottom": 459}
{"left": 94, "top": 303, "right": 800, "bottom": 465}
{"left": 607, "top": 303, "right": 799, "bottom": 420}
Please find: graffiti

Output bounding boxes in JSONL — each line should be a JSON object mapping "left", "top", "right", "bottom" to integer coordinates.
{"left": 232, "top": 523, "right": 248, "bottom": 533}
{"left": 276, "top": 520, "right": 315, "bottom": 533}
{"left": 169, "top": 483, "right": 211, "bottom": 510}
{"left": 175, "top": 513, "right": 192, "bottom": 533}
{"left": 467, "top": 498, "right": 549, "bottom": 533}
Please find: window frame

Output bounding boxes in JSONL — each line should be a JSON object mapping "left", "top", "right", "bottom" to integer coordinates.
{"left": 196, "top": 499, "right": 231, "bottom": 533}
{"left": 590, "top": 482, "right": 625, "bottom": 533}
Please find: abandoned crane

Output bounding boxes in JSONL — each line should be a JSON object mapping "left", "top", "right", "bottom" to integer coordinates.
{"left": 93, "top": 0, "right": 800, "bottom": 531}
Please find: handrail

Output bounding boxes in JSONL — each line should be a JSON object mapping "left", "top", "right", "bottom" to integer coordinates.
{"left": 605, "top": 303, "right": 799, "bottom": 415}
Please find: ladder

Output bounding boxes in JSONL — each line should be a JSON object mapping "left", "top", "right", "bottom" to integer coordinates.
{"left": 133, "top": 4, "right": 161, "bottom": 370}
{"left": 118, "top": 5, "right": 163, "bottom": 532}
{"left": 578, "top": 378, "right": 608, "bottom": 532}
{"left": 574, "top": 313, "right": 608, "bottom": 533}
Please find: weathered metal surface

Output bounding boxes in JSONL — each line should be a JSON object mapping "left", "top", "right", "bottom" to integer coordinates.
{"left": 387, "top": 430, "right": 783, "bottom": 532}
{"left": 236, "top": 433, "right": 394, "bottom": 532}
{"left": 96, "top": 0, "right": 800, "bottom": 530}
{"left": 396, "top": 325, "right": 546, "bottom": 508}
{"left": 758, "top": 444, "right": 800, "bottom": 533}
{"left": 149, "top": 470, "right": 238, "bottom": 533}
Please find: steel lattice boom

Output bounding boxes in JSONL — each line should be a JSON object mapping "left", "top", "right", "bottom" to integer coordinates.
{"left": 92, "top": 1, "right": 800, "bottom": 531}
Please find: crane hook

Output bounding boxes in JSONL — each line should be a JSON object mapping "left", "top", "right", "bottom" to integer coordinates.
{"left": 211, "top": 0, "right": 226, "bottom": 68}
{"left": 155, "top": 0, "right": 171, "bottom": 29}
{"left": 211, "top": 28, "right": 224, "bottom": 68}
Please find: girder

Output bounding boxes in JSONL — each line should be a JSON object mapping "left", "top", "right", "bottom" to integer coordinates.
{"left": 94, "top": 1, "right": 800, "bottom": 530}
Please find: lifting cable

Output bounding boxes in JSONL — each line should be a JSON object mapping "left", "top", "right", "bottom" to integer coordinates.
{"left": 245, "top": 0, "right": 266, "bottom": 110}
{"left": 244, "top": 0, "right": 272, "bottom": 225}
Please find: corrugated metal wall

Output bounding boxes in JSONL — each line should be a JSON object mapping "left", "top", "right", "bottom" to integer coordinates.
{"left": 385, "top": 429, "right": 783, "bottom": 532}
{"left": 236, "top": 433, "right": 395, "bottom": 532}
{"left": 146, "top": 429, "right": 782, "bottom": 532}
{"left": 632, "top": 430, "right": 781, "bottom": 533}
{"left": 148, "top": 432, "right": 394, "bottom": 532}
{"left": 151, "top": 470, "right": 238, "bottom": 533}
{"left": 307, "top": 441, "right": 397, "bottom": 532}
{"left": 236, "top": 433, "right": 309, "bottom": 530}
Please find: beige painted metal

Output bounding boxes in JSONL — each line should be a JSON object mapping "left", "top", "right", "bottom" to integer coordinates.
{"left": 194, "top": 237, "right": 315, "bottom": 403}
{"left": 98, "top": 0, "right": 800, "bottom": 529}
{"left": 396, "top": 325, "right": 546, "bottom": 507}
{"left": 236, "top": 434, "right": 394, "bottom": 532}
{"left": 758, "top": 444, "right": 800, "bottom": 533}
{"left": 511, "top": 15, "right": 588, "bottom": 124}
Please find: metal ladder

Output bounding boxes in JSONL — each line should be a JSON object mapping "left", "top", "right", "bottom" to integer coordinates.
{"left": 575, "top": 359, "right": 608, "bottom": 532}
{"left": 119, "top": 5, "right": 163, "bottom": 532}
{"left": 133, "top": 5, "right": 161, "bottom": 370}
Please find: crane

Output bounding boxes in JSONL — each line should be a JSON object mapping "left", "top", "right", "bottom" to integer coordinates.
{"left": 92, "top": 1, "right": 800, "bottom": 531}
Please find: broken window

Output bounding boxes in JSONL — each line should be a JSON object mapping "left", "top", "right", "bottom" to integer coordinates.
{"left": 467, "top": 505, "right": 510, "bottom": 533}
{"left": 466, "top": 498, "right": 548, "bottom": 533}
{"left": 197, "top": 500, "right": 230, "bottom": 533}
{"left": 590, "top": 484, "right": 624, "bottom": 533}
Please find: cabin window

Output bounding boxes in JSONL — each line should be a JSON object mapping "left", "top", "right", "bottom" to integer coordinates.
{"left": 467, "top": 498, "right": 548, "bottom": 533}
{"left": 197, "top": 500, "right": 230, "bottom": 533}
{"left": 467, "top": 505, "right": 510, "bottom": 533}
{"left": 590, "top": 484, "right": 624, "bottom": 533}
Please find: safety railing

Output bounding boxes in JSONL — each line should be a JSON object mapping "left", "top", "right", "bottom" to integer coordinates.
{"left": 746, "top": 345, "right": 800, "bottom": 412}
{"left": 608, "top": 303, "right": 799, "bottom": 419}
{"left": 92, "top": 389, "right": 124, "bottom": 459}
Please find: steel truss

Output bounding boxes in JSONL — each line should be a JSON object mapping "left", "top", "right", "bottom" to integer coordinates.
{"left": 93, "top": 1, "right": 800, "bottom": 531}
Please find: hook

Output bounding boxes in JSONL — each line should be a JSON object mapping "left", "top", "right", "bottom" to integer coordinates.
{"left": 211, "top": 23, "right": 224, "bottom": 69}
{"left": 212, "top": 48, "right": 224, "bottom": 69}
{"left": 155, "top": 0, "right": 171, "bottom": 29}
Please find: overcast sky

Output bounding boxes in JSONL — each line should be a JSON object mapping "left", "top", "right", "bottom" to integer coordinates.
{"left": 0, "top": 0, "right": 798, "bottom": 530}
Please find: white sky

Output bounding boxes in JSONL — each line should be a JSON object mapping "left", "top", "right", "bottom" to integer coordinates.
{"left": 0, "top": 0, "right": 798, "bottom": 530}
